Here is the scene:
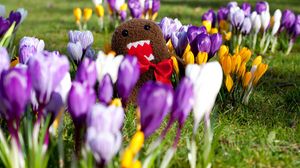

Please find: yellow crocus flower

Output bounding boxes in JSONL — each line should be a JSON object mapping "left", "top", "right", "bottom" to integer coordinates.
{"left": 83, "top": 8, "right": 93, "bottom": 22}
{"left": 202, "top": 20, "right": 212, "bottom": 33}
{"left": 196, "top": 52, "right": 208, "bottom": 65}
{"left": 239, "top": 47, "right": 251, "bottom": 63}
{"left": 224, "top": 31, "right": 232, "bottom": 41}
{"left": 225, "top": 75, "right": 233, "bottom": 92}
{"left": 167, "top": 39, "right": 174, "bottom": 53}
{"left": 238, "top": 62, "right": 246, "bottom": 78}
{"left": 219, "top": 20, "right": 229, "bottom": 32}
{"left": 252, "top": 56, "right": 262, "bottom": 66}
{"left": 210, "top": 28, "right": 218, "bottom": 34}
{"left": 253, "top": 63, "right": 268, "bottom": 85}
{"left": 183, "top": 51, "right": 194, "bottom": 65}
{"left": 243, "top": 72, "right": 252, "bottom": 89}
{"left": 171, "top": 56, "right": 179, "bottom": 75}
{"left": 120, "top": 3, "right": 128, "bottom": 11}
{"left": 111, "top": 98, "right": 122, "bottom": 107}
{"left": 132, "top": 160, "right": 142, "bottom": 168}
{"left": 129, "top": 131, "right": 144, "bottom": 155}
{"left": 121, "top": 149, "right": 133, "bottom": 168}
{"left": 235, "top": 55, "right": 242, "bottom": 73}
{"left": 95, "top": 5, "right": 104, "bottom": 17}
{"left": 183, "top": 44, "right": 191, "bottom": 55}
{"left": 152, "top": 12, "right": 158, "bottom": 21}
{"left": 73, "top": 8, "right": 82, "bottom": 22}
{"left": 221, "top": 55, "right": 232, "bottom": 75}
{"left": 218, "top": 45, "right": 229, "bottom": 60}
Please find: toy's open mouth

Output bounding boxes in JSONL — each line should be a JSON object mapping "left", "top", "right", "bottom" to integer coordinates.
{"left": 127, "top": 40, "right": 154, "bottom": 61}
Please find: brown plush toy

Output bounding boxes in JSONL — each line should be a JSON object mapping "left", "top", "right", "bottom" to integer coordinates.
{"left": 111, "top": 19, "right": 173, "bottom": 103}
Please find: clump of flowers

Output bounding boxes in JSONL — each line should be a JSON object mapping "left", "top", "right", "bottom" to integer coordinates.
{"left": 73, "top": 7, "right": 93, "bottom": 30}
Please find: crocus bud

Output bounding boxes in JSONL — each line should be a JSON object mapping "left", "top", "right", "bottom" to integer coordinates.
{"left": 260, "top": 11, "right": 271, "bottom": 31}
{"left": 202, "top": 9, "right": 216, "bottom": 27}
{"left": 209, "top": 33, "right": 223, "bottom": 58}
{"left": 8, "top": 11, "right": 21, "bottom": 26}
{"left": 75, "top": 57, "right": 97, "bottom": 87}
{"left": 190, "top": 33, "right": 211, "bottom": 56}
{"left": 83, "top": 8, "right": 93, "bottom": 22}
{"left": 73, "top": 8, "right": 82, "bottom": 22}
{"left": 159, "top": 17, "right": 182, "bottom": 41}
{"left": 0, "top": 47, "right": 10, "bottom": 74}
{"left": 241, "top": 2, "right": 251, "bottom": 17}
{"left": 171, "top": 28, "right": 189, "bottom": 57}
{"left": 252, "top": 14, "right": 262, "bottom": 34}
{"left": 231, "top": 9, "right": 245, "bottom": 29}
{"left": 0, "top": 17, "right": 10, "bottom": 36}
{"left": 281, "top": 10, "right": 296, "bottom": 31}
{"left": 95, "top": 5, "right": 105, "bottom": 17}
{"left": 152, "top": 0, "right": 160, "bottom": 14}
{"left": 128, "top": 0, "right": 143, "bottom": 18}
{"left": 291, "top": 15, "right": 300, "bottom": 41}
{"left": 98, "top": 74, "right": 113, "bottom": 105}
{"left": 271, "top": 9, "right": 282, "bottom": 35}
{"left": 68, "top": 30, "right": 94, "bottom": 50}
{"left": 117, "top": 55, "right": 140, "bottom": 102}
{"left": 68, "top": 82, "right": 96, "bottom": 125}
{"left": 0, "top": 67, "right": 31, "bottom": 122}
{"left": 217, "top": 7, "right": 229, "bottom": 23}
{"left": 28, "top": 51, "right": 70, "bottom": 105}
{"left": 255, "top": 1, "right": 269, "bottom": 14}
{"left": 241, "top": 17, "right": 252, "bottom": 35}
{"left": 19, "top": 37, "right": 45, "bottom": 64}
{"left": 67, "top": 42, "right": 83, "bottom": 64}
{"left": 86, "top": 103, "right": 124, "bottom": 164}
{"left": 138, "top": 81, "right": 173, "bottom": 138}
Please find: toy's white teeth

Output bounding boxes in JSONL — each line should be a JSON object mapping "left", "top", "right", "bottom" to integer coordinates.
{"left": 127, "top": 40, "right": 150, "bottom": 49}
{"left": 145, "top": 54, "right": 154, "bottom": 61}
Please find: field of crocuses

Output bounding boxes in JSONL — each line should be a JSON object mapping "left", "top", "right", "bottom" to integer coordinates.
{"left": 0, "top": 0, "right": 300, "bottom": 168}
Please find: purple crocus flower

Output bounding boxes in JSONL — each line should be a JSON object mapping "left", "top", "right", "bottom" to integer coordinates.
{"left": 120, "top": 10, "right": 127, "bottom": 22}
{"left": 281, "top": 10, "right": 296, "bottom": 31}
{"left": 152, "top": 0, "right": 160, "bottom": 13}
{"left": 0, "top": 47, "right": 10, "bottom": 74}
{"left": 159, "top": 17, "right": 182, "bottom": 41}
{"left": 209, "top": 33, "right": 223, "bottom": 58}
{"left": 67, "top": 41, "right": 83, "bottom": 64}
{"left": 0, "top": 67, "right": 31, "bottom": 139}
{"left": 241, "top": 2, "right": 251, "bottom": 17}
{"left": 187, "top": 26, "right": 207, "bottom": 43}
{"left": 171, "top": 27, "right": 189, "bottom": 57}
{"left": 231, "top": 9, "right": 245, "bottom": 29}
{"left": 19, "top": 37, "right": 45, "bottom": 64}
{"left": 75, "top": 57, "right": 97, "bottom": 87}
{"left": 217, "top": 7, "right": 229, "bottom": 23}
{"left": 138, "top": 81, "right": 173, "bottom": 138}
{"left": 241, "top": 17, "right": 252, "bottom": 35}
{"left": 86, "top": 103, "right": 124, "bottom": 164}
{"left": 202, "top": 9, "right": 217, "bottom": 27}
{"left": 128, "top": 0, "right": 143, "bottom": 18}
{"left": 98, "top": 74, "right": 113, "bottom": 105}
{"left": 117, "top": 55, "right": 140, "bottom": 103}
{"left": 68, "top": 81, "right": 96, "bottom": 125}
{"left": 8, "top": 11, "right": 21, "bottom": 26}
{"left": 68, "top": 30, "right": 94, "bottom": 50}
{"left": 107, "top": 0, "right": 116, "bottom": 11}
{"left": 0, "top": 17, "right": 10, "bottom": 36}
{"left": 227, "top": 1, "right": 238, "bottom": 9}
{"left": 291, "top": 15, "right": 300, "bottom": 42}
{"left": 190, "top": 33, "right": 211, "bottom": 56}
{"left": 255, "top": 1, "right": 268, "bottom": 14}
{"left": 28, "top": 51, "right": 70, "bottom": 106}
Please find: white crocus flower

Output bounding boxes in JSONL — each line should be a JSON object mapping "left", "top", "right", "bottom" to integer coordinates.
{"left": 185, "top": 62, "right": 223, "bottom": 133}
{"left": 92, "top": 0, "right": 102, "bottom": 5}
{"left": 272, "top": 9, "right": 282, "bottom": 36}
{"left": 96, "top": 51, "right": 124, "bottom": 83}
{"left": 260, "top": 11, "right": 270, "bottom": 31}
{"left": 17, "top": 8, "right": 28, "bottom": 24}
{"left": 115, "top": 0, "right": 125, "bottom": 11}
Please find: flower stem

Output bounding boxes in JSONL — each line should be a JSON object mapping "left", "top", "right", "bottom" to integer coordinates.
{"left": 271, "top": 36, "right": 278, "bottom": 53}
{"left": 252, "top": 33, "right": 258, "bottom": 51}
{"left": 285, "top": 40, "right": 294, "bottom": 56}
{"left": 262, "top": 35, "right": 271, "bottom": 54}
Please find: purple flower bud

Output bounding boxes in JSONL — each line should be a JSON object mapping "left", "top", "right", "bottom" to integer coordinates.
{"left": 68, "top": 30, "right": 94, "bottom": 50}
{"left": 128, "top": 0, "right": 143, "bottom": 18}
{"left": 152, "top": 0, "right": 160, "bottom": 13}
{"left": 187, "top": 26, "right": 207, "bottom": 43}
{"left": 117, "top": 55, "right": 140, "bottom": 102}
{"left": 241, "top": 2, "right": 251, "bottom": 17}
{"left": 202, "top": 9, "right": 216, "bottom": 27}
{"left": 0, "top": 17, "right": 10, "bottom": 36}
{"left": 0, "top": 67, "right": 31, "bottom": 122}
{"left": 209, "top": 33, "right": 222, "bottom": 58}
{"left": 67, "top": 42, "right": 83, "bottom": 64}
{"left": 86, "top": 103, "right": 124, "bottom": 164}
{"left": 171, "top": 77, "right": 194, "bottom": 126}
{"left": 98, "top": 74, "right": 113, "bottom": 105}
{"left": 68, "top": 82, "right": 96, "bottom": 125}
{"left": 190, "top": 33, "right": 211, "bottom": 56}
{"left": 0, "top": 47, "right": 10, "bottom": 74}
{"left": 120, "top": 10, "right": 127, "bottom": 22}
{"left": 171, "top": 28, "right": 189, "bottom": 57}
{"left": 281, "top": 10, "right": 296, "bottom": 31}
{"left": 138, "top": 81, "right": 173, "bottom": 138}
{"left": 231, "top": 9, "right": 245, "bottom": 29}
{"left": 217, "top": 7, "right": 229, "bottom": 23}
{"left": 107, "top": 0, "right": 116, "bottom": 11}
{"left": 76, "top": 58, "right": 97, "bottom": 87}
{"left": 255, "top": 1, "right": 268, "bottom": 14}
{"left": 241, "top": 17, "right": 252, "bottom": 35}
{"left": 291, "top": 15, "right": 300, "bottom": 42}
{"left": 19, "top": 37, "right": 45, "bottom": 64}
{"left": 8, "top": 11, "right": 21, "bottom": 26}
{"left": 28, "top": 51, "right": 70, "bottom": 105}
{"left": 159, "top": 17, "right": 182, "bottom": 41}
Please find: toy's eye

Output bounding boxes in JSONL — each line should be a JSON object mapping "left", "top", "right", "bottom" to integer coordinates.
{"left": 122, "top": 29, "right": 129, "bottom": 37}
{"left": 144, "top": 25, "right": 151, "bottom": 30}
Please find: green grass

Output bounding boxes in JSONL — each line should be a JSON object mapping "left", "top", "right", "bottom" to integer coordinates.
{"left": 2, "top": 0, "right": 300, "bottom": 167}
